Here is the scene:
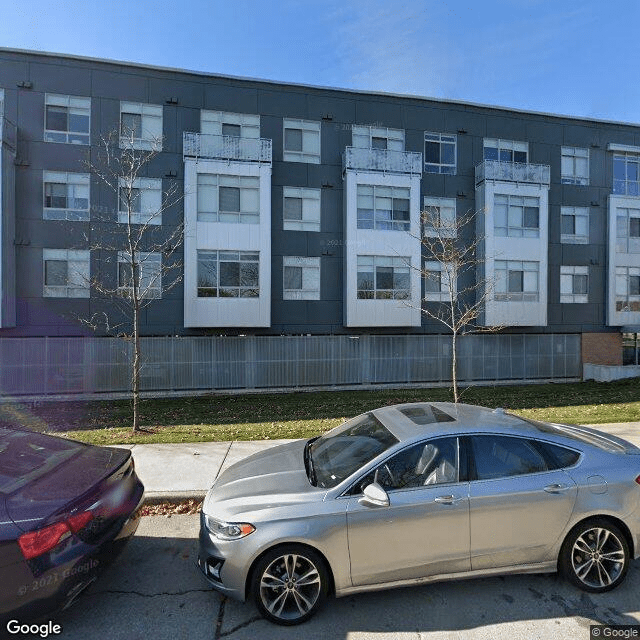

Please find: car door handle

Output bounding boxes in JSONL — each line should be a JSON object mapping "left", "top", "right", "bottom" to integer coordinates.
{"left": 434, "top": 494, "right": 462, "bottom": 505}
{"left": 543, "top": 483, "right": 571, "bottom": 493}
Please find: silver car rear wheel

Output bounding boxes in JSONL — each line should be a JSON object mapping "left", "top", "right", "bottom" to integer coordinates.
{"left": 561, "top": 520, "right": 630, "bottom": 592}
{"left": 252, "top": 545, "right": 328, "bottom": 625}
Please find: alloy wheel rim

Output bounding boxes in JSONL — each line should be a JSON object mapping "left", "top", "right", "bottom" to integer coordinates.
{"left": 259, "top": 553, "right": 321, "bottom": 620}
{"left": 571, "top": 527, "right": 625, "bottom": 588}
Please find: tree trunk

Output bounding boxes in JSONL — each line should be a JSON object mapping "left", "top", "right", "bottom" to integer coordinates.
{"left": 132, "top": 297, "right": 141, "bottom": 433}
{"left": 451, "top": 331, "right": 458, "bottom": 404}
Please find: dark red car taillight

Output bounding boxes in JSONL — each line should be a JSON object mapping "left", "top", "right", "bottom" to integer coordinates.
{"left": 18, "top": 511, "right": 94, "bottom": 560}
{"left": 635, "top": 475, "right": 640, "bottom": 485}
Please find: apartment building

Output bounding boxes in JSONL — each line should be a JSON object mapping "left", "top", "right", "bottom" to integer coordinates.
{"left": 0, "top": 48, "right": 639, "bottom": 394}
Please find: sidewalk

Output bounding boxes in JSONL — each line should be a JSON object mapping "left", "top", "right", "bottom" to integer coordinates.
{"left": 122, "top": 422, "right": 640, "bottom": 502}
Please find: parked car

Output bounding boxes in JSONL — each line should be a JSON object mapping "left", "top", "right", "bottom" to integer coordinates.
{"left": 198, "top": 402, "right": 640, "bottom": 625}
{"left": 0, "top": 426, "right": 144, "bottom": 625}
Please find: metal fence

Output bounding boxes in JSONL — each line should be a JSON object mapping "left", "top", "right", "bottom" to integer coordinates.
{"left": 0, "top": 334, "right": 581, "bottom": 397}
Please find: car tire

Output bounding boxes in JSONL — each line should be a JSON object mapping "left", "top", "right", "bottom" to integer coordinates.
{"left": 251, "top": 545, "right": 329, "bottom": 625}
{"left": 560, "top": 518, "right": 630, "bottom": 593}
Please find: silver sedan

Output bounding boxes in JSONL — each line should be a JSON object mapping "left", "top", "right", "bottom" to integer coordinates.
{"left": 198, "top": 403, "right": 640, "bottom": 625}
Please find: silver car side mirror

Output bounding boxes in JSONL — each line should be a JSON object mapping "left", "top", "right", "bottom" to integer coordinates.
{"left": 358, "top": 482, "right": 390, "bottom": 508}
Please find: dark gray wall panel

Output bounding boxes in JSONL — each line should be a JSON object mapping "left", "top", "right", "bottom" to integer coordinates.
{"left": 204, "top": 83, "right": 258, "bottom": 113}
{"left": 29, "top": 62, "right": 91, "bottom": 96}
{"left": 91, "top": 69, "right": 148, "bottom": 102}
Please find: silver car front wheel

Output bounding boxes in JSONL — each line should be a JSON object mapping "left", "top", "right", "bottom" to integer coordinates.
{"left": 561, "top": 519, "right": 630, "bottom": 592}
{"left": 251, "top": 545, "right": 328, "bottom": 625}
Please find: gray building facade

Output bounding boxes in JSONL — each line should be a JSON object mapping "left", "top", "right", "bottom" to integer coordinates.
{"left": 1, "top": 48, "right": 639, "bottom": 392}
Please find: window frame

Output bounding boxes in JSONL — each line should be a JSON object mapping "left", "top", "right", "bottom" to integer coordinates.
{"left": 43, "top": 249, "right": 90, "bottom": 298}
{"left": 561, "top": 146, "right": 589, "bottom": 185}
{"left": 494, "top": 260, "right": 539, "bottom": 302}
{"left": 613, "top": 153, "right": 640, "bottom": 196}
{"left": 423, "top": 260, "right": 455, "bottom": 302}
{"left": 483, "top": 138, "right": 529, "bottom": 164}
{"left": 560, "top": 206, "right": 589, "bottom": 244}
{"left": 352, "top": 125, "right": 405, "bottom": 151}
{"left": 282, "top": 187, "right": 321, "bottom": 231}
{"left": 615, "top": 266, "right": 640, "bottom": 312}
{"left": 117, "top": 251, "right": 162, "bottom": 299}
{"left": 560, "top": 265, "right": 589, "bottom": 304}
{"left": 196, "top": 250, "right": 260, "bottom": 298}
{"left": 424, "top": 131, "right": 457, "bottom": 174}
{"left": 616, "top": 206, "right": 640, "bottom": 254}
{"left": 43, "top": 171, "right": 90, "bottom": 221}
{"left": 119, "top": 101, "right": 163, "bottom": 151}
{"left": 282, "top": 118, "right": 321, "bottom": 164}
{"left": 356, "top": 255, "right": 411, "bottom": 300}
{"left": 118, "top": 177, "right": 163, "bottom": 225}
{"left": 422, "top": 196, "right": 457, "bottom": 238}
{"left": 494, "top": 194, "right": 540, "bottom": 238}
{"left": 356, "top": 184, "right": 411, "bottom": 231}
{"left": 44, "top": 94, "right": 90, "bottom": 145}
{"left": 196, "top": 173, "right": 260, "bottom": 224}
{"left": 200, "top": 110, "right": 260, "bottom": 139}
{"left": 282, "top": 256, "right": 320, "bottom": 300}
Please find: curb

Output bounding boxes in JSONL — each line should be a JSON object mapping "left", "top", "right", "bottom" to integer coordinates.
{"left": 143, "top": 491, "right": 207, "bottom": 504}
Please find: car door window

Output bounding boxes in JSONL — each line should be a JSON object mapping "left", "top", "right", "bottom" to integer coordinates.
{"left": 352, "top": 437, "right": 458, "bottom": 494}
{"left": 471, "top": 435, "right": 548, "bottom": 481}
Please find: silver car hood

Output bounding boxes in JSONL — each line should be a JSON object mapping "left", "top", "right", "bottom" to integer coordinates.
{"left": 203, "top": 439, "right": 323, "bottom": 519}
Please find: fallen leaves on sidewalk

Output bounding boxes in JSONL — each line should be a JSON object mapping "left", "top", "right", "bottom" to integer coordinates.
{"left": 140, "top": 499, "right": 203, "bottom": 516}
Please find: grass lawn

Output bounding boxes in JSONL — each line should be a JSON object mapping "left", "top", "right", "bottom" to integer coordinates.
{"left": 1, "top": 378, "right": 639, "bottom": 445}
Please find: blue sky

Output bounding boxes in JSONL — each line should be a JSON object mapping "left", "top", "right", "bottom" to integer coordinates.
{"left": 2, "top": 0, "right": 639, "bottom": 123}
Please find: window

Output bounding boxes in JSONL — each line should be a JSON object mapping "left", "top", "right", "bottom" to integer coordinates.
{"left": 615, "top": 266, "right": 640, "bottom": 312}
{"left": 283, "top": 187, "right": 320, "bottom": 231}
{"left": 43, "top": 171, "right": 90, "bottom": 221}
{"left": 424, "top": 132, "right": 456, "bottom": 174}
{"left": 352, "top": 125, "right": 404, "bottom": 151}
{"left": 357, "top": 256, "right": 410, "bottom": 300}
{"left": 494, "top": 194, "right": 540, "bottom": 238}
{"left": 44, "top": 94, "right": 90, "bottom": 144}
{"left": 423, "top": 261, "right": 455, "bottom": 301}
{"left": 561, "top": 147, "right": 589, "bottom": 185}
{"left": 283, "top": 118, "right": 320, "bottom": 163}
{"left": 471, "top": 436, "right": 547, "bottom": 480}
{"left": 483, "top": 139, "right": 528, "bottom": 163}
{"left": 613, "top": 153, "right": 640, "bottom": 196}
{"left": 43, "top": 249, "right": 89, "bottom": 298}
{"left": 197, "top": 251, "right": 259, "bottom": 298}
{"left": 353, "top": 437, "right": 459, "bottom": 493}
{"left": 118, "top": 177, "right": 162, "bottom": 225}
{"left": 495, "top": 260, "right": 539, "bottom": 301}
{"left": 120, "top": 102, "right": 163, "bottom": 150}
{"left": 560, "top": 266, "right": 588, "bottom": 303}
{"left": 561, "top": 206, "right": 589, "bottom": 244}
{"left": 616, "top": 207, "right": 640, "bottom": 253}
{"left": 283, "top": 256, "right": 320, "bottom": 300}
{"left": 197, "top": 174, "right": 259, "bottom": 223}
{"left": 117, "top": 252, "right": 161, "bottom": 299}
{"left": 201, "top": 111, "right": 260, "bottom": 139}
{"left": 422, "top": 196, "right": 456, "bottom": 237}
{"left": 357, "top": 185, "right": 410, "bottom": 231}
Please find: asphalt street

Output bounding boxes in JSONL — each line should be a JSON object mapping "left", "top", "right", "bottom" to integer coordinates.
{"left": 33, "top": 514, "right": 640, "bottom": 640}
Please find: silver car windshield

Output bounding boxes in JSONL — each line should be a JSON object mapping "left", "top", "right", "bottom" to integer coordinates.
{"left": 309, "top": 413, "right": 398, "bottom": 488}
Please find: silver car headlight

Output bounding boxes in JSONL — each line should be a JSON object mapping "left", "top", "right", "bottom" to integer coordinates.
{"left": 205, "top": 515, "right": 255, "bottom": 541}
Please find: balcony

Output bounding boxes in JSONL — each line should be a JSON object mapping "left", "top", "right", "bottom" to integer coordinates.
{"left": 0, "top": 116, "right": 16, "bottom": 151}
{"left": 183, "top": 133, "right": 272, "bottom": 164}
{"left": 475, "top": 160, "right": 550, "bottom": 186}
{"left": 343, "top": 147, "right": 422, "bottom": 176}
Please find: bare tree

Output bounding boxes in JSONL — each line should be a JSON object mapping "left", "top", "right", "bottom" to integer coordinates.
{"left": 83, "top": 129, "right": 183, "bottom": 432}
{"left": 419, "top": 206, "right": 500, "bottom": 403}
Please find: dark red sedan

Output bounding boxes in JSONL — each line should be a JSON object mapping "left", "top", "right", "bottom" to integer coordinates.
{"left": 0, "top": 426, "right": 144, "bottom": 625}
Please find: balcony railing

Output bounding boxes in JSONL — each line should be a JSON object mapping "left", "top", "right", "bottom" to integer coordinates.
{"left": 343, "top": 147, "right": 423, "bottom": 175}
{"left": 475, "top": 160, "right": 550, "bottom": 186}
{"left": 183, "top": 132, "right": 272, "bottom": 163}
{"left": 0, "top": 116, "right": 17, "bottom": 152}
